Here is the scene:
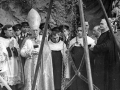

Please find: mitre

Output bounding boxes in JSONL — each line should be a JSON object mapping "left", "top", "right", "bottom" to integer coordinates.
{"left": 27, "top": 8, "right": 41, "bottom": 30}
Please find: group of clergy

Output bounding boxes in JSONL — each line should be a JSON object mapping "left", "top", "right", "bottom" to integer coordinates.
{"left": 0, "top": 8, "right": 120, "bottom": 90}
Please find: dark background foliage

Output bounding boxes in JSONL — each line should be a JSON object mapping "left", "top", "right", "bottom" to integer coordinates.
{"left": 0, "top": 0, "right": 114, "bottom": 32}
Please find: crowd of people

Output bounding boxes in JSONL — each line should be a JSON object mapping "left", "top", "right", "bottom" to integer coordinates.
{"left": 0, "top": 1, "right": 120, "bottom": 90}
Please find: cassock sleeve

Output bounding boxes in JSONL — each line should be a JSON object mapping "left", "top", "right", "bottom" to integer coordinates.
{"left": 93, "top": 40, "right": 111, "bottom": 53}
{"left": 11, "top": 47, "right": 18, "bottom": 57}
{"left": 20, "top": 39, "right": 33, "bottom": 57}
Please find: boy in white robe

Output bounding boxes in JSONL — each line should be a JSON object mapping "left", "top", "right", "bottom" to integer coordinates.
{"left": 0, "top": 25, "right": 22, "bottom": 90}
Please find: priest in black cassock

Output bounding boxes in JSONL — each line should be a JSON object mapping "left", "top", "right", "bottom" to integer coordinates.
{"left": 91, "top": 19, "right": 120, "bottom": 90}
{"left": 48, "top": 27, "right": 70, "bottom": 90}
{"left": 69, "top": 26, "right": 95, "bottom": 90}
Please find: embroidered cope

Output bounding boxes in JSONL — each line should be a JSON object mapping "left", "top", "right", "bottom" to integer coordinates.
{"left": 21, "top": 35, "right": 54, "bottom": 90}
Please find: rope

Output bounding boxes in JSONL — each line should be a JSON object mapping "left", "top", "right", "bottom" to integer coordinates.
{"left": 64, "top": 49, "right": 100, "bottom": 90}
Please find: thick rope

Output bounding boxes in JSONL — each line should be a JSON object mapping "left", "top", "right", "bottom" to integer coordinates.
{"left": 64, "top": 49, "right": 100, "bottom": 90}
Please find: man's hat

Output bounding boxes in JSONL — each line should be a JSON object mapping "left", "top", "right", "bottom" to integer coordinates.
{"left": 0, "top": 23, "right": 3, "bottom": 28}
{"left": 13, "top": 24, "right": 22, "bottom": 32}
{"left": 27, "top": 8, "right": 41, "bottom": 30}
{"left": 39, "top": 23, "right": 50, "bottom": 30}
{"left": 51, "top": 27, "right": 61, "bottom": 33}
{"left": 59, "top": 25, "right": 69, "bottom": 32}
{"left": 21, "top": 22, "right": 29, "bottom": 27}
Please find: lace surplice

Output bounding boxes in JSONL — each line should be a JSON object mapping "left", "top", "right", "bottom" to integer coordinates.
{"left": 0, "top": 37, "right": 22, "bottom": 87}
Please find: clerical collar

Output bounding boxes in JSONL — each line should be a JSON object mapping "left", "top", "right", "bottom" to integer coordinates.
{"left": 48, "top": 40, "right": 64, "bottom": 51}
{"left": 50, "top": 38, "right": 60, "bottom": 43}
{"left": 21, "top": 33, "right": 27, "bottom": 37}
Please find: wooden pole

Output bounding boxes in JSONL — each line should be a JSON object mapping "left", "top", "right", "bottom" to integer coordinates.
{"left": 97, "top": 0, "right": 120, "bottom": 52}
{"left": 0, "top": 76, "right": 12, "bottom": 90}
{"left": 78, "top": 0, "right": 93, "bottom": 90}
{"left": 31, "top": 0, "right": 53, "bottom": 90}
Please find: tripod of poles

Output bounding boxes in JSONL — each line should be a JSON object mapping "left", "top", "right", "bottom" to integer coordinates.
{"left": 31, "top": 0, "right": 119, "bottom": 90}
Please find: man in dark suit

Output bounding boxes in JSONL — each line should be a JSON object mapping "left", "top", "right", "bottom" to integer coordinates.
{"left": 19, "top": 22, "right": 30, "bottom": 48}
{"left": 12, "top": 24, "right": 22, "bottom": 45}
{"left": 59, "top": 25, "right": 71, "bottom": 48}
